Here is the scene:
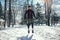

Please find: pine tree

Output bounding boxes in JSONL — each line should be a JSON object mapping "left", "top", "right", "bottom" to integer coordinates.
{"left": 36, "top": 2, "right": 42, "bottom": 24}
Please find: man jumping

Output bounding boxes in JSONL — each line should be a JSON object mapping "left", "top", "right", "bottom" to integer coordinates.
{"left": 24, "top": 6, "right": 36, "bottom": 33}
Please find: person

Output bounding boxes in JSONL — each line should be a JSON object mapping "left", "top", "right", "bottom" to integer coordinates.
{"left": 24, "top": 6, "right": 36, "bottom": 33}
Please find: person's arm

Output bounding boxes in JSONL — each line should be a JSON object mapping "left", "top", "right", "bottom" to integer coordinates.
{"left": 32, "top": 11, "right": 35, "bottom": 17}
{"left": 32, "top": 11, "right": 37, "bottom": 19}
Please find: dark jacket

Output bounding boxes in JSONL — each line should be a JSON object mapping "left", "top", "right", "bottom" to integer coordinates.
{"left": 24, "top": 9, "right": 35, "bottom": 19}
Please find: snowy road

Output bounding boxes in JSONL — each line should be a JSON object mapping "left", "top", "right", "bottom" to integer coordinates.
{"left": 0, "top": 25, "right": 60, "bottom": 40}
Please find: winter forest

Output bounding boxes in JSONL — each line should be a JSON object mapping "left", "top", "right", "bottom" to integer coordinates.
{"left": 0, "top": 0, "right": 60, "bottom": 40}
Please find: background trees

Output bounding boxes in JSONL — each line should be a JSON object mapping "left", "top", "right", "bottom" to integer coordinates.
{"left": 0, "top": 2, "right": 2, "bottom": 18}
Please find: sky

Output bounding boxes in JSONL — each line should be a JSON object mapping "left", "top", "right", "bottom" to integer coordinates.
{"left": 0, "top": 0, "right": 4, "bottom": 6}
{"left": 53, "top": 0, "right": 60, "bottom": 16}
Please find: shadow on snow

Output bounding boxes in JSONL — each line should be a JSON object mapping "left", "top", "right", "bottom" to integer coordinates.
{"left": 17, "top": 34, "right": 33, "bottom": 40}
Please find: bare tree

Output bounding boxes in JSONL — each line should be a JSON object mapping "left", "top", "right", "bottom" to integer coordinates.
{"left": 4, "top": 0, "right": 7, "bottom": 27}
{"left": 8, "top": 0, "right": 12, "bottom": 27}
{"left": 0, "top": 2, "right": 2, "bottom": 18}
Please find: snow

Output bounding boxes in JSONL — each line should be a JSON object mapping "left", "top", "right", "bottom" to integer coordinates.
{"left": 0, "top": 25, "right": 60, "bottom": 40}
{"left": 0, "top": 19, "right": 4, "bottom": 22}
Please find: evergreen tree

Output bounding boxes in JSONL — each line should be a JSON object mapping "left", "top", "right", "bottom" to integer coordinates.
{"left": 36, "top": 2, "right": 42, "bottom": 24}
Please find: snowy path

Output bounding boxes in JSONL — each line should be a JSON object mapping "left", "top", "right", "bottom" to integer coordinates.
{"left": 0, "top": 25, "right": 60, "bottom": 40}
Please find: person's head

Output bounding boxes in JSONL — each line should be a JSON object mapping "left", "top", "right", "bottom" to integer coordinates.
{"left": 28, "top": 6, "right": 32, "bottom": 10}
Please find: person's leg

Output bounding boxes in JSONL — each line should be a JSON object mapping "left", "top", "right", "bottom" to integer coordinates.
{"left": 32, "top": 23, "right": 33, "bottom": 29}
{"left": 27, "top": 23, "right": 30, "bottom": 33}
{"left": 32, "top": 23, "right": 34, "bottom": 33}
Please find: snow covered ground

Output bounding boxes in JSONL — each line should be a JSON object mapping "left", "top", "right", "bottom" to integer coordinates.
{"left": 0, "top": 25, "right": 60, "bottom": 40}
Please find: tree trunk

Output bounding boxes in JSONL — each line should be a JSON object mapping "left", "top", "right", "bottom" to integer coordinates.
{"left": 4, "top": 0, "right": 7, "bottom": 27}
{"left": 8, "top": 0, "right": 12, "bottom": 27}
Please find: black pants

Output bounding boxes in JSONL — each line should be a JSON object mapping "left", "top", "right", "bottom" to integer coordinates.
{"left": 27, "top": 19, "right": 33, "bottom": 29}
{"left": 27, "top": 23, "right": 33, "bottom": 29}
